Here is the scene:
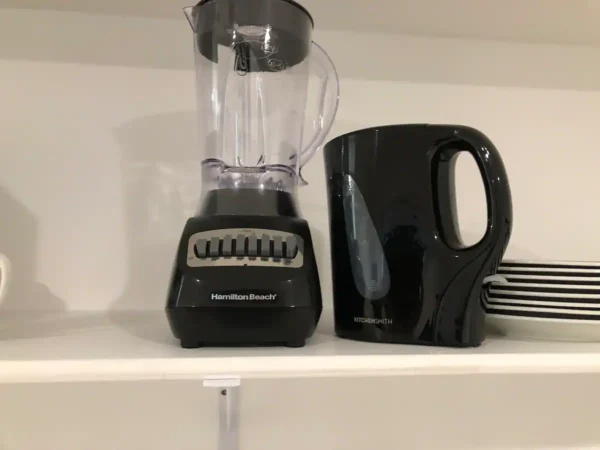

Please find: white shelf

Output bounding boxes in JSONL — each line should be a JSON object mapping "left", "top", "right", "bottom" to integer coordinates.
{"left": 2, "top": 310, "right": 600, "bottom": 384}
{"left": 3, "top": 0, "right": 600, "bottom": 47}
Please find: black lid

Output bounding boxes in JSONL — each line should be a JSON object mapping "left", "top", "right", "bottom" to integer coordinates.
{"left": 195, "top": 0, "right": 314, "bottom": 27}
{"left": 190, "top": 0, "right": 314, "bottom": 72}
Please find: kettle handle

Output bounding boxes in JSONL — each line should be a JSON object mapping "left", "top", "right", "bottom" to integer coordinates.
{"left": 432, "top": 126, "right": 512, "bottom": 254}
{"left": 297, "top": 42, "right": 340, "bottom": 174}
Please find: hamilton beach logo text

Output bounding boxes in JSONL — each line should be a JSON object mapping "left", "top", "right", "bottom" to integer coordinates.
{"left": 211, "top": 293, "right": 277, "bottom": 301}
{"left": 354, "top": 317, "right": 393, "bottom": 325}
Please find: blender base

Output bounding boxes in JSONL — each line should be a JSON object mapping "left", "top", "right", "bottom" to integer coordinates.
{"left": 165, "top": 200, "right": 322, "bottom": 348}
{"left": 167, "top": 306, "right": 316, "bottom": 348}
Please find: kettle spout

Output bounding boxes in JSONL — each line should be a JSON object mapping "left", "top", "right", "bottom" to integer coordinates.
{"left": 183, "top": 6, "right": 196, "bottom": 31}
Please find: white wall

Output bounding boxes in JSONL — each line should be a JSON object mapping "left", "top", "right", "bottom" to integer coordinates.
{"left": 1, "top": 9, "right": 600, "bottom": 311}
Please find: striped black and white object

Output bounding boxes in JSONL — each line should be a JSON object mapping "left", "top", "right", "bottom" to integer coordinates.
{"left": 484, "top": 260, "right": 600, "bottom": 317}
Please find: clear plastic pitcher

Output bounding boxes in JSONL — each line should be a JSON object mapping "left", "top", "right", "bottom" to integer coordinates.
{"left": 184, "top": 0, "right": 339, "bottom": 196}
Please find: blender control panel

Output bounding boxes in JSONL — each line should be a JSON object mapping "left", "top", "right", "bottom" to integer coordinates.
{"left": 186, "top": 229, "right": 304, "bottom": 268}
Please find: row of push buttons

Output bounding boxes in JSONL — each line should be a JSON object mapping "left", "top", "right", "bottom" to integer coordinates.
{"left": 195, "top": 234, "right": 299, "bottom": 260}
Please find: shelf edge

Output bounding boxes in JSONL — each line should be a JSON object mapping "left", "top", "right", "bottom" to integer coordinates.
{"left": 3, "top": 353, "right": 600, "bottom": 384}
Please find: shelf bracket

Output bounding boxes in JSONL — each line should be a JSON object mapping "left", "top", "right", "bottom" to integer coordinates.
{"left": 204, "top": 375, "right": 241, "bottom": 450}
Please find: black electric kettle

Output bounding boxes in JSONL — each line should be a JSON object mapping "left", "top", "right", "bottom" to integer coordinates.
{"left": 324, "top": 124, "right": 512, "bottom": 347}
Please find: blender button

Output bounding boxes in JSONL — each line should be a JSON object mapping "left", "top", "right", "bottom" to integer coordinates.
{"left": 209, "top": 237, "right": 220, "bottom": 258}
{"left": 285, "top": 236, "right": 298, "bottom": 259}
{"left": 247, "top": 235, "right": 258, "bottom": 257}
{"left": 235, "top": 234, "right": 246, "bottom": 256}
{"left": 195, "top": 238, "right": 208, "bottom": 258}
{"left": 222, "top": 235, "right": 233, "bottom": 257}
{"left": 273, "top": 236, "right": 283, "bottom": 258}
{"left": 260, "top": 234, "right": 271, "bottom": 257}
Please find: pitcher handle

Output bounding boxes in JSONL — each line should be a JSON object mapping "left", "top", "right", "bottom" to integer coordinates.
{"left": 298, "top": 42, "right": 340, "bottom": 173}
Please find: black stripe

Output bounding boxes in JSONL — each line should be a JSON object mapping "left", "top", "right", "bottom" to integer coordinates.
{"left": 500, "top": 277, "right": 600, "bottom": 286}
{"left": 492, "top": 285, "right": 600, "bottom": 294}
{"left": 500, "top": 262, "right": 600, "bottom": 270}
{"left": 488, "top": 292, "right": 600, "bottom": 304}
{"left": 498, "top": 269, "right": 600, "bottom": 278}
{"left": 485, "top": 309, "right": 600, "bottom": 321}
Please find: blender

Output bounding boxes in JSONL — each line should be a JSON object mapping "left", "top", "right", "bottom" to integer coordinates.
{"left": 166, "top": 0, "right": 340, "bottom": 348}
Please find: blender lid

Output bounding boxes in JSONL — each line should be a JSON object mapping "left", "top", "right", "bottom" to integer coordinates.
{"left": 192, "top": 0, "right": 314, "bottom": 27}
{"left": 188, "top": 0, "right": 314, "bottom": 71}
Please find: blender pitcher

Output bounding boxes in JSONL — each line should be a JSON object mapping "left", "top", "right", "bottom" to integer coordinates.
{"left": 185, "top": 0, "right": 339, "bottom": 206}
{"left": 166, "top": 0, "right": 340, "bottom": 349}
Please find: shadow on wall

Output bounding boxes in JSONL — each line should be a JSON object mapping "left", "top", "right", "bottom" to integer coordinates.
{"left": 0, "top": 186, "right": 64, "bottom": 315}
{"left": 0, "top": 186, "right": 72, "bottom": 341}
{"left": 109, "top": 111, "right": 200, "bottom": 344}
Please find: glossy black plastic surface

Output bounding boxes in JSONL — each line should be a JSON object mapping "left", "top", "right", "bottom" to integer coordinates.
{"left": 324, "top": 124, "right": 513, "bottom": 347}
{"left": 199, "top": 189, "right": 300, "bottom": 217}
{"left": 189, "top": 0, "right": 313, "bottom": 70}
{"left": 166, "top": 190, "right": 322, "bottom": 348}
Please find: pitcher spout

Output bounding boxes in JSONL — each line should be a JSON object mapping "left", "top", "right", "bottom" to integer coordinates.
{"left": 183, "top": 6, "right": 196, "bottom": 31}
